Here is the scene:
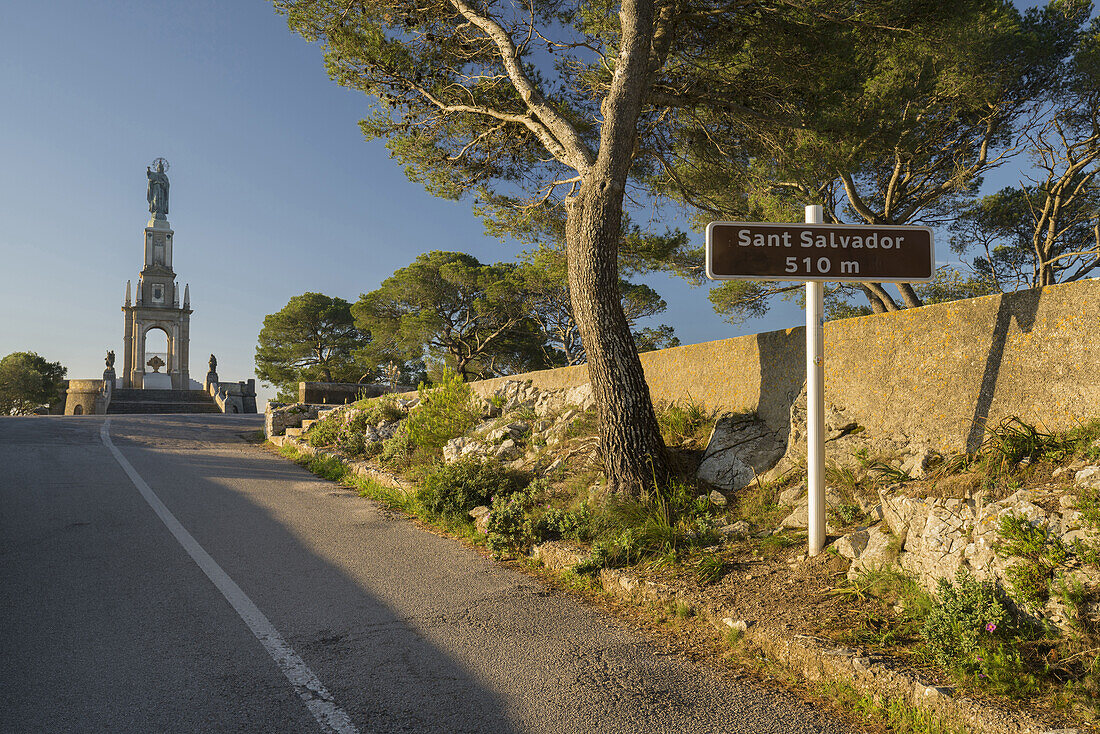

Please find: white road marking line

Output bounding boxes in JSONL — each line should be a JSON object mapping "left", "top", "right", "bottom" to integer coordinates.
{"left": 100, "top": 419, "right": 360, "bottom": 734}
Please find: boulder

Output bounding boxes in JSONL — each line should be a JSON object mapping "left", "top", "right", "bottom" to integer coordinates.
{"left": 900, "top": 445, "right": 940, "bottom": 479}
{"left": 778, "top": 485, "right": 805, "bottom": 506}
{"left": 696, "top": 414, "right": 784, "bottom": 491}
{"left": 442, "top": 437, "right": 467, "bottom": 463}
{"left": 494, "top": 438, "right": 520, "bottom": 460}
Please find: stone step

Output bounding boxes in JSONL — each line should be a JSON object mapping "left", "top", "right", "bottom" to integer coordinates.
{"left": 106, "top": 403, "right": 222, "bottom": 414}
{"left": 284, "top": 427, "right": 303, "bottom": 438}
{"left": 301, "top": 419, "right": 319, "bottom": 431}
{"left": 106, "top": 388, "right": 222, "bottom": 415}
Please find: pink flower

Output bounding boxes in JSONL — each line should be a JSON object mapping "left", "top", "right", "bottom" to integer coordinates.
{"left": 985, "top": 623, "right": 997, "bottom": 632}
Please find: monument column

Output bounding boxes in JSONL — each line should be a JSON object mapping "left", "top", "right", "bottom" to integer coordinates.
{"left": 122, "top": 281, "right": 134, "bottom": 388}
{"left": 120, "top": 158, "right": 192, "bottom": 391}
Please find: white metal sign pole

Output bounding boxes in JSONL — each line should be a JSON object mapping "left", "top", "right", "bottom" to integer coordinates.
{"left": 805, "top": 204, "right": 826, "bottom": 556}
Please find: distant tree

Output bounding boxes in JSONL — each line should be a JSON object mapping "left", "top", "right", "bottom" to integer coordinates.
{"left": 0, "top": 352, "right": 66, "bottom": 415}
{"left": 633, "top": 325, "right": 680, "bottom": 353}
{"left": 952, "top": 13, "right": 1100, "bottom": 289}
{"left": 255, "top": 292, "right": 369, "bottom": 402}
{"left": 352, "top": 251, "right": 548, "bottom": 381}
{"left": 519, "top": 246, "right": 678, "bottom": 365}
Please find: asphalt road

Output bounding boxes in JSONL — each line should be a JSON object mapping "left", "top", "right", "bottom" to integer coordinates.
{"left": 1, "top": 415, "right": 854, "bottom": 733}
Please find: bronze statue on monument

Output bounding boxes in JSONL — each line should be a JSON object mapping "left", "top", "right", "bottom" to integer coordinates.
{"left": 147, "top": 157, "right": 170, "bottom": 217}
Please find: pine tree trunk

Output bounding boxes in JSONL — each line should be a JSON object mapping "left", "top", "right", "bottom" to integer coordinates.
{"left": 563, "top": 0, "right": 669, "bottom": 497}
{"left": 567, "top": 187, "right": 669, "bottom": 497}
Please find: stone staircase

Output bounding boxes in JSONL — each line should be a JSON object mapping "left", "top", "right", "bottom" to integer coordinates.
{"left": 106, "top": 388, "right": 221, "bottom": 414}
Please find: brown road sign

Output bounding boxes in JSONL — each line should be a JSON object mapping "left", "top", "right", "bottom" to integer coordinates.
{"left": 706, "top": 222, "right": 935, "bottom": 282}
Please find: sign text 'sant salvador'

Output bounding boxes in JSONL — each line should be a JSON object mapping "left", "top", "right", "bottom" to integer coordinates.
{"left": 705, "top": 222, "right": 935, "bottom": 283}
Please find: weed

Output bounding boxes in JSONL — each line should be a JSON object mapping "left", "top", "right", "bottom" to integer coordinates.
{"left": 694, "top": 554, "right": 731, "bottom": 586}
{"left": 563, "top": 408, "right": 600, "bottom": 439}
{"left": 867, "top": 460, "right": 913, "bottom": 482}
{"left": 514, "top": 406, "right": 538, "bottom": 422}
{"left": 673, "top": 600, "right": 695, "bottom": 619}
{"left": 656, "top": 398, "right": 717, "bottom": 447}
{"left": 732, "top": 475, "right": 789, "bottom": 531}
{"left": 831, "top": 503, "right": 862, "bottom": 526}
{"left": 980, "top": 418, "right": 1073, "bottom": 474}
{"left": 815, "top": 679, "right": 970, "bottom": 734}
{"left": 757, "top": 532, "right": 799, "bottom": 556}
{"left": 309, "top": 453, "right": 349, "bottom": 482}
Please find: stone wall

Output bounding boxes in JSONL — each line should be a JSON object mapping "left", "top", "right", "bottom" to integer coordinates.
{"left": 298, "top": 381, "right": 405, "bottom": 405}
{"left": 265, "top": 403, "right": 323, "bottom": 437}
{"left": 210, "top": 378, "right": 258, "bottom": 414}
{"left": 469, "top": 279, "right": 1100, "bottom": 456}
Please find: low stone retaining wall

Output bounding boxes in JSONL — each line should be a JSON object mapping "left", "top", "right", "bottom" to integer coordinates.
{"left": 265, "top": 403, "right": 323, "bottom": 437}
{"left": 470, "top": 279, "right": 1100, "bottom": 457}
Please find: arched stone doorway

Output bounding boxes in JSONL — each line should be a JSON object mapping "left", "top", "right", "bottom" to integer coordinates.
{"left": 142, "top": 326, "right": 173, "bottom": 389}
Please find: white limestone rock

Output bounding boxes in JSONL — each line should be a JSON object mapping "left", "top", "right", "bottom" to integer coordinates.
{"left": 846, "top": 524, "right": 898, "bottom": 579}
{"left": 831, "top": 530, "right": 870, "bottom": 560}
{"left": 469, "top": 506, "right": 491, "bottom": 534}
{"left": 1075, "top": 465, "right": 1100, "bottom": 490}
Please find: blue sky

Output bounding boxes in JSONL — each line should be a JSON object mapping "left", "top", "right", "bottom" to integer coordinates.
{"left": 0, "top": 0, "right": 1038, "bottom": 406}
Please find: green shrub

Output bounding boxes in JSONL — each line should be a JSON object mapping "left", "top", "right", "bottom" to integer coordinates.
{"left": 353, "top": 393, "right": 407, "bottom": 424}
{"left": 921, "top": 570, "right": 1009, "bottom": 670}
{"left": 306, "top": 413, "right": 343, "bottom": 447}
{"left": 487, "top": 486, "right": 592, "bottom": 557}
{"left": 405, "top": 370, "right": 477, "bottom": 455}
{"left": 418, "top": 459, "right": 529, "bottom": 519}
{"left": 995, "top": 514, "right": 1067, "bottom": 611}
{"left": 379, "top": 424, "right": 413, "bottom": 469}
{"left": 486, "top": 491, "right": 533, "bottom": 556}
{"left": 337, "top": 430, "right": 366, "bottom": 456}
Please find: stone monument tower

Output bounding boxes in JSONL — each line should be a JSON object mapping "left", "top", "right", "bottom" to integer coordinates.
{"left": 121, "top": 158, "right": 192, "bottom": 390}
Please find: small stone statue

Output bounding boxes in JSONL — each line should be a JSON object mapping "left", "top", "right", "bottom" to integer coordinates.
{"left": 209, "top": 354, "right": 217, "bottom": 372}
{"left": 147, "top": 158, "right": 170, "bottom": 217}
{"left": 105, "top": 350, "right": 115, "bottom": 369}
